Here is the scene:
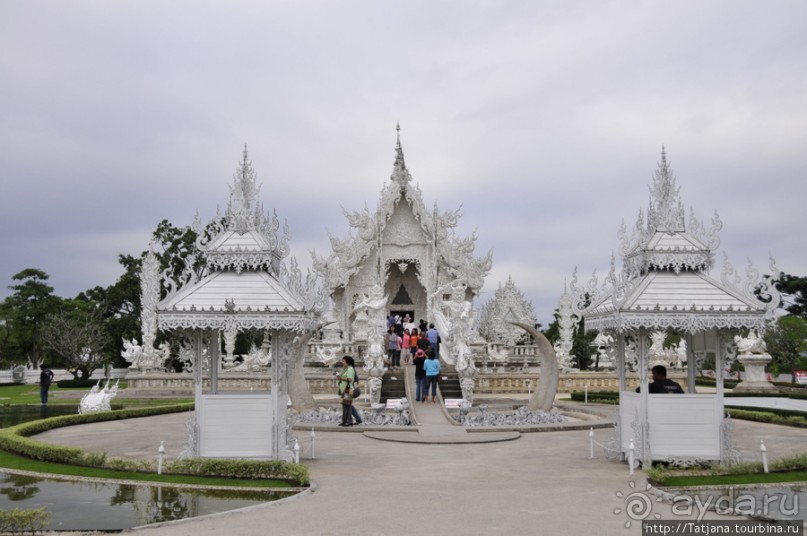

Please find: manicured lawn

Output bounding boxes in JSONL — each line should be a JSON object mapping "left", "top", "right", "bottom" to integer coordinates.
{"left": 0, "top": 384, "right": 192, "bottom": 408}
{"left": 657, "top": 471, "right": 807, "bottom": 488}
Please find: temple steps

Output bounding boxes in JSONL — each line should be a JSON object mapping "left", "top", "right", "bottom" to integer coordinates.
{"left": 437, "top": 367, "right": 462, "bottom": 400}
{"left": 380, "top": 370, "right": 406, "bottom": 402}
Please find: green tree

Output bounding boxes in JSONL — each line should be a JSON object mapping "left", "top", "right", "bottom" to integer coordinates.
{"left": 764, "top": 316, "right": 807, "bottom": 383}
{"left": 2, "top": 269, "right": 61, "bottom": 368}
{"left": 542, "top": 310, "right": 597, "bottom": 370}
{"left": 776, "top": 273, "right": 807, "bottom": 320}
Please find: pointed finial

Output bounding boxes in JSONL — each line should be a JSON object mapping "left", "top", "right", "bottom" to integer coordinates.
{"left": 390, "top": 122, "right": 411, "bottom": 184}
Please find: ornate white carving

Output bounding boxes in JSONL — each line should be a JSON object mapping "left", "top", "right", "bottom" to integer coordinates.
{"left": 476, "top": 276, "right": 537, "bottom": 346}
{"left": 357, "top": 284, "right": 389, "bottom": 404}
{"left": 79, "top": 379, "right": 119, "bottom": 414}
{"left": 313, "top": 127, "right": 491, "bottom": 340}
{"left": 229, "top": 340, "right": 272, "bottom": 372}
{"left": 431, "top": 279, "right": 477, "bottom": 402}
{"left": 734, "top": 330, "right": 767, "bottom": 355}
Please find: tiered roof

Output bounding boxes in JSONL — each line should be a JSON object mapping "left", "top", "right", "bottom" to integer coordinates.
{"left": 571, "top": 149, "right": 780, "bottom": 333}
{"left": 155, "top": 147, "right": 306, "bottom": 332}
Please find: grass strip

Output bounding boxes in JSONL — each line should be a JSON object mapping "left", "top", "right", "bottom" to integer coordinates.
{"left": 658, "top": 471, "right": 807, "bottom": 488}
{"left": 0, "top": 449, "right": 292, "bottom": 489}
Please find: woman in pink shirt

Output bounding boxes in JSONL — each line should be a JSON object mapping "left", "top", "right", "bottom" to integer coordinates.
{"left": 401, "top": 329, "right": 411, "bottom": 365}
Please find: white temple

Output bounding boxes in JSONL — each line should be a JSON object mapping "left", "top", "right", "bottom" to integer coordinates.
{"left": 314, "top": 125, "right": 492, "bottom": 340}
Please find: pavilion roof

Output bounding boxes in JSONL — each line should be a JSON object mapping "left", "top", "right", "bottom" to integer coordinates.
{"left": 154, "top": 147, "right": 306, "bottom": 332}
{"left": 571, "top": 148, "right": 780, "bottom": 334}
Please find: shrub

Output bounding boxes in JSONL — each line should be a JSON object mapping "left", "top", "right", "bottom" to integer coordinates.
{"left": 0, "top": 507, "right": 50, "bottom": 534}
{"left": 0, "top": 402, "right": 309, "bottom": 486}
{"left": 168, "top": 458, "right": 310, "bottom": 486}
{"left": 569, "top": 391, "right": 619, "bottom": 403}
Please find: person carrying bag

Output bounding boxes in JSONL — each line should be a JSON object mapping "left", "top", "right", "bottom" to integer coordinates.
{"left": 337, "top": 355, "right": 356, "bottom": 427}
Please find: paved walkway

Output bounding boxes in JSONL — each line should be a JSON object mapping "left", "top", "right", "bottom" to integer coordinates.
{"left": 32, "top": 401, "right": 807, "bottom": 536}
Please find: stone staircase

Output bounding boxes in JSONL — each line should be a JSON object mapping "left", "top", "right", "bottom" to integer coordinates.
{"left": 380, "top": 369, "right": 407, "bottom": 403}
{"left": 437, "top": 366, "right": 463, "bottom": 400}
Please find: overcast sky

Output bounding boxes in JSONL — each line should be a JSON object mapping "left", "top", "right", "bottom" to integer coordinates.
{"left": 1, "top": 1, "right": 805, "bottom": 325}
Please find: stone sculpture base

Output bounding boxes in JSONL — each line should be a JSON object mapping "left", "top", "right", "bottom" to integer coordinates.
{"left": 733, "top": 353, "right": 777, "bottom": 393}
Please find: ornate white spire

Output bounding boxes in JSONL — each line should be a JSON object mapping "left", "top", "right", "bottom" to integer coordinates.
{"left": 191, "top": 146, "right": 290, "bottom": 275}
{"left": 226, "top": 145, "right": 262, "bottom": 233}
{"left": 647, "top": 146, "right": 685, "bottom": 233}
{"left": 391, "top": 122, "right": 412, "bottom": 185}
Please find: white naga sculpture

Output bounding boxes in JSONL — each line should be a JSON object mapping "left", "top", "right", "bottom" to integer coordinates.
{"left": 431, "top": 280, "right": 477, "bottom": 402}
{"left": 229, "top": 341, "right": 272, "bottom": 372}
{"left": 79, "top": 379, "right": 119, "bottom": 414}
{"left": 355, "top": 284, "right": 389, "bottom": 404}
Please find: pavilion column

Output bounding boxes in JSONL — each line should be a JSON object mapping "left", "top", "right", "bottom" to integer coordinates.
{"left": 616, "top": 332, "right": 626, "bottom": 392}
{"left": 210, "top": 329, "right": 220, "bottom": 395}
{"left": 193, "top": 330, "right": 204, "bottom": 457}
{"left": 685, "top": 332, "right": 696, "bottom": 394}
{"left": 637, "top": 328, "right": 651, "bottom": 469}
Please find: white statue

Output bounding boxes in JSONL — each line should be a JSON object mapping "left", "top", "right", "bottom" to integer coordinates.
{"left": 79, "top": 379, "right": 119, "bottom": 414}
{"left": 314, "top": 342, "right": 343, "bottom": 366}
{"left": 355, "top": 284, "right": 389, "bottom": 404}
{"left": 121, "top": 339, "right": 144, "bottom": 368}
{"left": 432, "top": 280, "right": 475, "bottom": 372}
{"left": 735, "top": 330, "right": 767, "bottom": 355}
{"left": 230, "top": 341, "right": 272, "bottom": 372}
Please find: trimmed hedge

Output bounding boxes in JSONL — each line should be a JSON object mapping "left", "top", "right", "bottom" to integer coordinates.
{"left": 0, "top": 403, "right": 310, "bottom": 486}
{"left": 570, "top": 391, "right": 619, "bottom": 403}
{"left": 726, "top": 408, "right": 807, "bottom": 428}
{"left": 56, "top": 379, "right": 99, "bottom": 388}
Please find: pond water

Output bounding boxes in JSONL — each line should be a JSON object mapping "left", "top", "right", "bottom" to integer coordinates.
{"left": 0, "top": 472, "right": 284, "bottom": 531}
{"left": 0, "top": 404, "right": 88, "bottom": 428}
{"left": 0, "top": 407, "right": 292, "bottom": 529}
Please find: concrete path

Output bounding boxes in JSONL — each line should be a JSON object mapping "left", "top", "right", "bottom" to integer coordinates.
{"left": 31, "top": 405, "right": 807, "bottom": 536}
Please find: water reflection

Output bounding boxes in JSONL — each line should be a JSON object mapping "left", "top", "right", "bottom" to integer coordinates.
{"left": 0, "top": 405, "right": 80, "bottom": 428}
{"left": 0, "top": 472, "right": 283, "bottom": 531}
{"left": 0, "top": 473, "right": 40, "bottom": 501}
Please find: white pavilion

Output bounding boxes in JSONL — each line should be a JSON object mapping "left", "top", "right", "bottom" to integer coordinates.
{"left": 571, "top": 149, "right": 781, "bottom": 467}
{"left": 148, "top": 147, "right": 309, "bottom": 460}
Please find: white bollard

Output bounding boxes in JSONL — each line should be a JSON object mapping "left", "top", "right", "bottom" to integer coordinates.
{"left": 628, "top": 440, "right": 635, "bottom": 475}
{"left": 589, "top": 427, "right": 594, "bottom": 459}
{"left": 310, "top": 428, "right": 316, "bottom": 460}
{"left": 527, "top": 380, "right": 531, "bottom": 396}
{"left": 293, "top": 438, "right": 300, "bottom": 464}
{"left": 157, "top": 440, "right": 165, "bottom": 475}
{"left": 760, "top": 440, "right": 769, "bottom": 473}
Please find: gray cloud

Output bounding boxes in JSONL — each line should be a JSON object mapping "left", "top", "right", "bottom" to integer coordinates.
{"left": 1, "top": 1, "right": 805, "bottom": 324}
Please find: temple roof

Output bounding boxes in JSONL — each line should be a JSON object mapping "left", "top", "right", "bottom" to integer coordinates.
{"left": 572, "top": 149, "right": 780, "bottom": 333}
{"left": 315, "top": 125, "right": 492, "bottom": 292}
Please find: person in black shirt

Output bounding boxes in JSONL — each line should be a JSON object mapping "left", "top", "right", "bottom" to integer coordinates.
{"left": 636, "top": 365, "right": 684, "bottom": 394}
{"left": 39, "top": 364, "right": 55, "bottom": 404}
